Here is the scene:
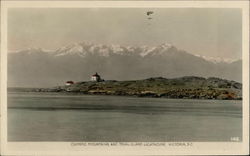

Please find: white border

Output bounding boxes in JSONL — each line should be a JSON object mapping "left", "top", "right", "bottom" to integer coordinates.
{"left": 1, "top": 1, "right": 249, "bottom": 155}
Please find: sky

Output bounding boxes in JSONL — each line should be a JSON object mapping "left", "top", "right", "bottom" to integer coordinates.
{"left": 8, "top": 8, "right": 242, "bottom": 59}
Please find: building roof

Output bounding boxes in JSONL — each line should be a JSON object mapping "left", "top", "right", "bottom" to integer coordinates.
{"left": 92, "top": 72, "right": 100, "bottom": 77}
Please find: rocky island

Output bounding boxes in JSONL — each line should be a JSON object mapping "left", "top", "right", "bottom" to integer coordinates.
{"left": 21, "top": 76, "right": 242, "bottom": 100}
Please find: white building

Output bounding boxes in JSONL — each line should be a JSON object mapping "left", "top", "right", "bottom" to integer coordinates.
{"left": 65, "top": 81, "right": 74, "bottom": 86}
{"left": 91, "top": 72, "right": 102, "bottom": 82}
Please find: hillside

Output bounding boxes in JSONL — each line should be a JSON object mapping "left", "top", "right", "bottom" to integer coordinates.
{"left": 31, "top": 76, "right": 242, "bottom": 100}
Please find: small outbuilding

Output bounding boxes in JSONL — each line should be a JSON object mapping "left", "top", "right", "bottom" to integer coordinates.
{"left": 65, "top": 81, "right": 74, "bottom": 86}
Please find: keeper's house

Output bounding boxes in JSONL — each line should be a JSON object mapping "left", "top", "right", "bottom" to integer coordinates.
{"left": 91, "top": 72, "right": 102, "bottom": 82}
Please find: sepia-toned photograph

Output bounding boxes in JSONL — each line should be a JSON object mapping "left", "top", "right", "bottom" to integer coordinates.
{"left": 1, "top": 0, "right": 249, "bottom": 155}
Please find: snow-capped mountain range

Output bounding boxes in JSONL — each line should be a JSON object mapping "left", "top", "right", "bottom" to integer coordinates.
{"left": 12, "top": 42, "right": 238, "bottom": 64}
{"left": 8, "top": 42, "right": 242, "bottom": 87}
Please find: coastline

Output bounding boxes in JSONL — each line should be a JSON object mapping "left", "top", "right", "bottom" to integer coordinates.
{"left": 8, "top": 76, "right": 242, "bottom": 100}
{"left": 7, "top": 91, "right": 243, "bottom": 102}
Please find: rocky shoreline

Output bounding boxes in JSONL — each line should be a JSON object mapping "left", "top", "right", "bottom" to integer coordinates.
{"left": 10, "top": 76, "right": 242, "bottom": 100}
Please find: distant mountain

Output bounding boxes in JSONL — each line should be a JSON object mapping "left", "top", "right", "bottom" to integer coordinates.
{"left": 8, "top": 42, "right": 242, "bottom": 87}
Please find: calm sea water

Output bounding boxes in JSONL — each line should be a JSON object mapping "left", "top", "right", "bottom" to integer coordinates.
{"left": 8, "top": 92, "right": 242, "bottom": 142}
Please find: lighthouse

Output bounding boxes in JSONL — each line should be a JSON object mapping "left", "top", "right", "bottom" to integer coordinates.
{"left": 91, "top": 72, "right": 102, "bottom": 82}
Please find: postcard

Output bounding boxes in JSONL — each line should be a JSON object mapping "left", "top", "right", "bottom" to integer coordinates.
{"left": 0, "top": 0, "right": 249, "bottom": 155}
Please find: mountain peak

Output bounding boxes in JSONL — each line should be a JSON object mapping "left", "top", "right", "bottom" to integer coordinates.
{"left": 194, "top": 54, "right": 238, "bottom": 64}
{"left": 14, "top": 47, "right": 49, "bottom": 54}
{"left": 159, "top": 43, "right": 174, "bottom": 49}
{"left": 55, "top": 43, "right": 84, "bottom": 56}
